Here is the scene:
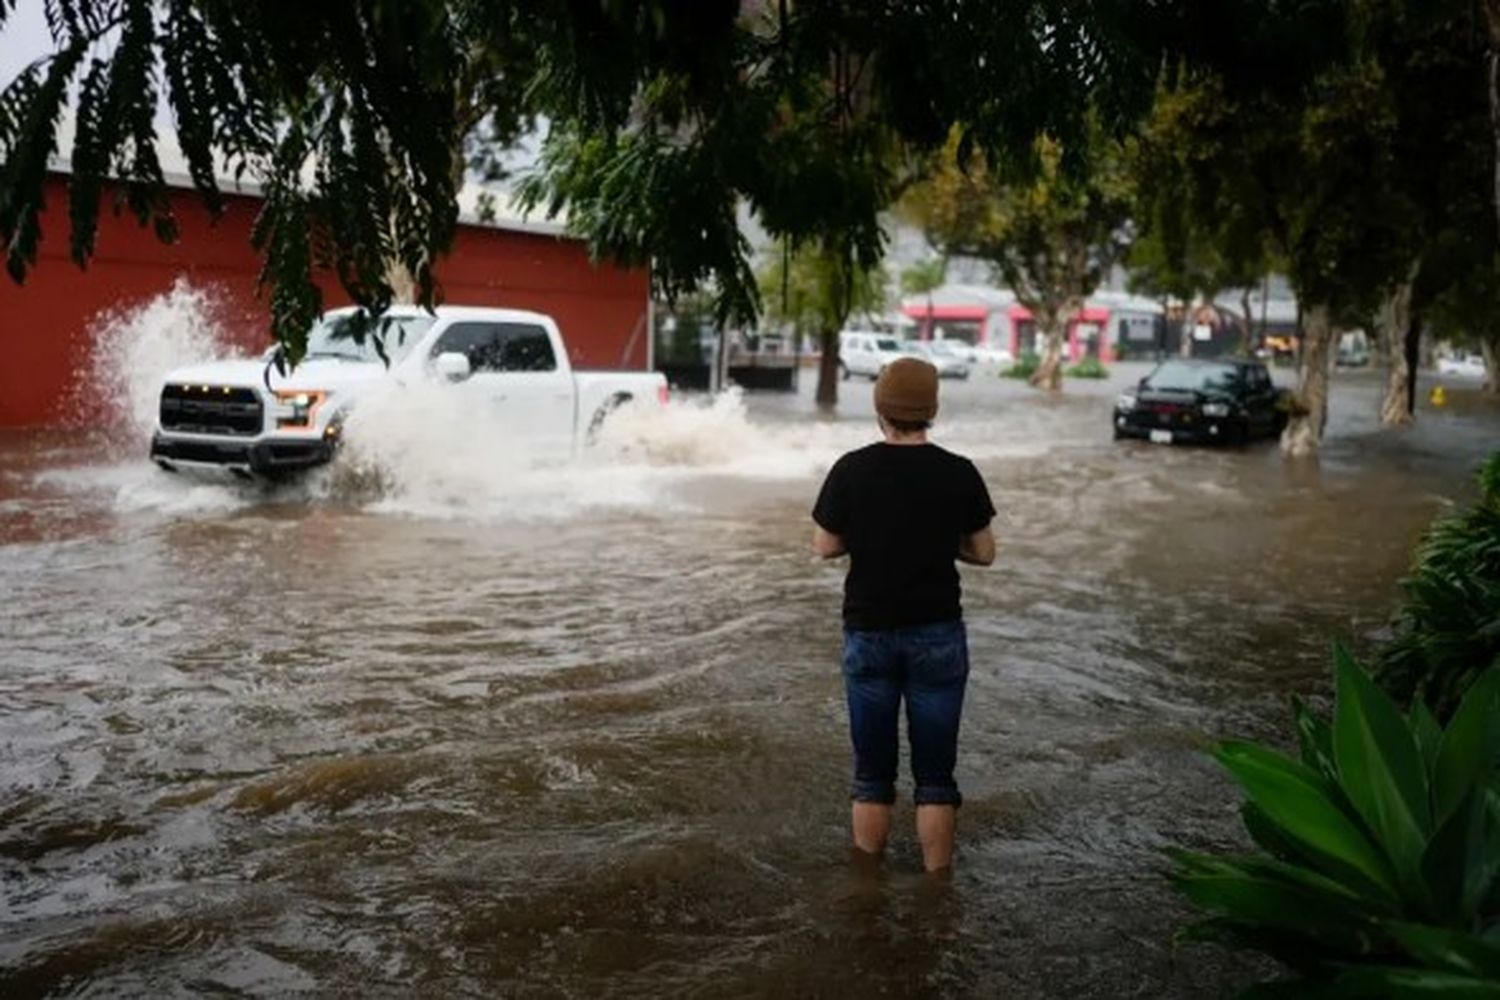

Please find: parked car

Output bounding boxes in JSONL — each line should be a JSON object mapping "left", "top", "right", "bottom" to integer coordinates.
{"left": 900, "top": 339, "right": 971, "bottom": 379}
{"left": 1336, "top": 333, "right": 1371, "bottom": 368}
{"left": 930, "top": 337, "right": 1013, "bottom": 369}
{"left": 839, "top": 330, "right": 909, "bottom": 380}
{"left": 1113, "top": 358, "right": 1289, "bottom": 445}
{"left": 150, "top": 306, "right": 668, "bottom": 477}
{"left": 1437, "top": 353, "right": 1486, "bottom": 378}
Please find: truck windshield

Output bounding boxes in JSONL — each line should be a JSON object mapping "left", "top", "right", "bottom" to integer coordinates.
{"left": 305, "top": 314, "right": 435, "bottom": 365}
{"left": 1145, "top": 361, "right": 1241, "bottom": 392}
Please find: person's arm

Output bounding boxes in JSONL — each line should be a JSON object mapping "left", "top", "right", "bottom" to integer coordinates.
{"left": 958, "top": 525, "right": 996, "bottom": 566}
{"left": 956, "top": 458, "right": 997, "bottom": 566}
{"left": 813, "top": 525, "right": 847, "bottom": 559}
{"left": 811, "top": 458, "right": 849, "bottom": 559}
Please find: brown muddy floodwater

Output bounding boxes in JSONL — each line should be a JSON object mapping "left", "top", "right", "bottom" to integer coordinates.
{"left": 2, "top": 359, "right": 1498, "bottom": 998}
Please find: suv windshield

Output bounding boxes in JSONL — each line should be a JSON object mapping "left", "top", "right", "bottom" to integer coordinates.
{"left": 875, "top": 337, "right": 902, "bottom": 352}
{"left": 1145, "top": 360, "right": 1242, "bottom": 392}
{"left": 305, "top": 314, "right": 436, "bottom": 364}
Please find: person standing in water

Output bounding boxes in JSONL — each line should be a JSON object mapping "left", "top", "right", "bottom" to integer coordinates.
{"left": 811, "top": 357, "right": 996, "bottom": 872}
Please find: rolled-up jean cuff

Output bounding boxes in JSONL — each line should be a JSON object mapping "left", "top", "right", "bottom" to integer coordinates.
{"left": 915, "top": 785, "right": 963, "bottom": 808}
{"left": 851, "top": 780, "right": 897, "bottom": 804}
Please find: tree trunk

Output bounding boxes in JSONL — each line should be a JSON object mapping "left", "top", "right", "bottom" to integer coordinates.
{"left": 1376, "top": 279, "right": 1415, "bottom": 427}
{"left": 816, "top": 325, "right": 840, "bottom": 409}
{"left": 1483, "top": 334, "right": 1500, "bottom": 395}
{"left": 1179, "top": 297, "right": 1197, "bottom": 358}
{"left": 1238, "top": 288, "right": 1255, "bottom": 357}
{"left": 1282, "top": 303, "right": 1335, "bottom": 458}
{"left": 1029, "top": 314, "right": 1068, "bottom": 391}
{"left": 385, "top": 259, "right": 418, "bottom": 305}
{"left": 1405, "top": 308, "right": 1422, "bottom": 415}
{"left": 1489, "top": 27, "right": 1500, "bottom": 233}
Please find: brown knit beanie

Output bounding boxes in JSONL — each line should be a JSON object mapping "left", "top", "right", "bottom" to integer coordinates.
{"left": 874, "top": 357, "right": 939, "bottom": 423}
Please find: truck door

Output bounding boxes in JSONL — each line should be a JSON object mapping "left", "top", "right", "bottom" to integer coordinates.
{"left": 429, "top": 321, "right": 575, "bottom": 455}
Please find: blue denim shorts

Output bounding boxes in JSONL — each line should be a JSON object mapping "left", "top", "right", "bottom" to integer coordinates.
{"left": 842, "top": 620, "right": 969, "bottom": 807}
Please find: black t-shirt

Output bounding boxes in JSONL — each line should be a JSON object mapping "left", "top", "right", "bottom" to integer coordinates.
{"left": 812, "top": 443, "right": 996, "bottom": 630}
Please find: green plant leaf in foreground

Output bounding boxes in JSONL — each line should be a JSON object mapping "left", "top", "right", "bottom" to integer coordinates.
{"left": 1411, "top": 700, "right": 1445, "bottom": 781}
{"left": 1419, "top": 785, "right": 1489, "bottom": 925}
{"left": 1215, "top": 741, "right": 1401, "bottom": 904}
{"left": 1331, "top": 966, "right": 1500, "bottom": 998}
{"left": 1384, "top": 922, "right": 1500, "bottom": 980}
{"left": 1332, "top": 646, "right": 1433, "bottom": 898}
{"left": 1434, "top": 670, "right": 1500, "bottom": 827}
{"left": 1293, "top": 694, "right": 1338, "bottom": 781}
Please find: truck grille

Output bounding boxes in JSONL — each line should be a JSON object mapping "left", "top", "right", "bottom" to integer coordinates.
{"left": 159, "top": 385, "right": 263, "bottom": 436}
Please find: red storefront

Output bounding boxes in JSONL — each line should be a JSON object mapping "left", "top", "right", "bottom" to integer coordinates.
{"left": 0, "top": 174, "right": 651, "bottom": 428}
{"left": 901, "top": 299, "right": 1116, "bottom": 362}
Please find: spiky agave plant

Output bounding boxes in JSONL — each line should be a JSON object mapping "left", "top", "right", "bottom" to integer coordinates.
{"left": 1172, "top": 648, "right": 1500, "bottom": 995}
{"left": 1378, "top": 453, "right": 1500, "bottom": 721}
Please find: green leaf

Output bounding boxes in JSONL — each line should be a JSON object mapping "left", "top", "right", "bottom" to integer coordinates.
{"left": 1420, "top": 785, "right": 1487, "bottom": 924}
{"left": 1334, "top": 966, "right": 1500, "bottom": 998}
{"left": 1172, "top": 850, "right": 1379, "bottom": 916}
{"left": 1243, "top": 801, "right": 1316, "bottom": 866}
{"left": 1384, "top": 922, "right": 1500, "bottom": 980}
{"left": 1293, "top": 694, "right": 1338, "bottom": 781}
{"left": 1333, "top": 645, "right": 1432, "bottom": 895}
{"left": 1435, "top": 670, "right": 1500, "bottom": 827}
{"left": 1215, "top": 740, "right": 1400, "bottom": 903}
{"left": 1412, "top": 701, "right": 1445, "bottom": 782}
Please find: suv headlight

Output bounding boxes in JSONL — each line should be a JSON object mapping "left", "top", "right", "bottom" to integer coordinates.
{"left": 1116, "top": 392, "right": 1137, "bottom": 411}
{"left": 1202, "top": 402, "right": 1231, "bottom": 418}
{"left": 274, "top": 390, "right": 329, "bottom": 428}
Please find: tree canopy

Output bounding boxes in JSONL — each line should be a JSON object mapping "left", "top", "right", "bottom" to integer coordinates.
{"left": 0, "top": 0, "right": 1184, "bottom": 363}
{"left": 905, "top": 126, "right": 1133, "bottom": 389}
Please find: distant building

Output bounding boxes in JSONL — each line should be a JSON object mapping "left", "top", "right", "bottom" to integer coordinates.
{"left": 899, "top": 284, "right": 1167, "bottom": 362}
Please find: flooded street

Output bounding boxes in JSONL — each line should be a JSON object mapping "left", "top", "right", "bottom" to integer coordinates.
{"left": 3, "top": 351, "right": 1498, "bottom": 997}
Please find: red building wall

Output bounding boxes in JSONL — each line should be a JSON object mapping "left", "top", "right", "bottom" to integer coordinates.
{"left": 0, "top": 175, "right": 650, "bottom": 428}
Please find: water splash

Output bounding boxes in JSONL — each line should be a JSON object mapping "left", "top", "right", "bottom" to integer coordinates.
{"left": 69, "top": 279, "right": 244, "bottom": 443}
{"left": 331, "top": 384, "right": 838, "bottom": 521}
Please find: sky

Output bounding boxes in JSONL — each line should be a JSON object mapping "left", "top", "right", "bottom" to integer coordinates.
{"left": 2, "top": 4, "right": 57, "bottom": 90}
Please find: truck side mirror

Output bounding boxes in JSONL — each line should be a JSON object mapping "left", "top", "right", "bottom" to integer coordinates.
{"left": 435, "top": 352, "right": 472, "bottom": 382}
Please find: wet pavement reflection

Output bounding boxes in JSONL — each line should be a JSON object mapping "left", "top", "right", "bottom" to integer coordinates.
{"left": 2, "top": 362, "right": 1497, "bottom": 996}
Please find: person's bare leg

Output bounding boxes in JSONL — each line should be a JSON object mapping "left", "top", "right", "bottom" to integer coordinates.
{"left": 851, "top": 802, "right": 892, "bottom": 856}
{"left": 916, "top": 804, "right": 957, "bottom": 871}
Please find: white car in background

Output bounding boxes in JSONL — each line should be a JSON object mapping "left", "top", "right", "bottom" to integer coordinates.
{"left": 150, "top": 306, "right": 668, "bottom": 477}
{"left": 945, "top": 339, "right": 1014, "bottom": 369}
{"left": 839, "top": 330, "right": 909, "bottom": 379}
{"left": 1437, "top": 353, "right": 1486, "bottom": 379}
{"left": 901, "top": 339, "right": 971, "bottom": 379}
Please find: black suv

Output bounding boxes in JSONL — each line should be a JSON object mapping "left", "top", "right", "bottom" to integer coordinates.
{"left": 1113, "top": 359, "right": 1289, "bottom": 445}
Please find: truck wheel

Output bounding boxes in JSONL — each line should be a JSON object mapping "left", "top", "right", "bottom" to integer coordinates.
{"left": 586, "top": 393, "right": 633, "bottom": 445}
{"left": 840, "top": 363, "right": 850, "bottom": 381}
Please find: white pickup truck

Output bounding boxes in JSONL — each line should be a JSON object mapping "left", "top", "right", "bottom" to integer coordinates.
{"left": 150, "top": 305, "right": 668, "bottom": 476}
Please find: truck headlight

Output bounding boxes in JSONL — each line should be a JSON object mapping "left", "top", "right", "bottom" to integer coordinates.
{"left": 1116, "top": 392, "right": 1137, "bottom": 411}
{"left": 274, "top": 390, "right": 328, "bottom": 428}
{"left": 1202, "top": 402, "right": 1231, "bottom": 417}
